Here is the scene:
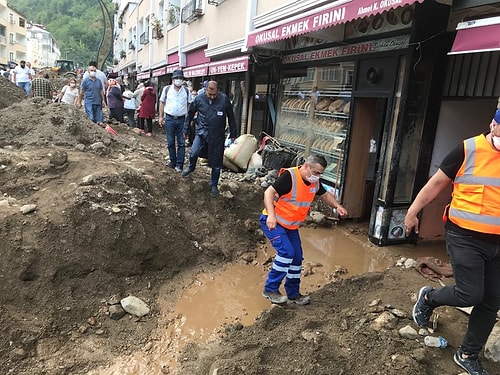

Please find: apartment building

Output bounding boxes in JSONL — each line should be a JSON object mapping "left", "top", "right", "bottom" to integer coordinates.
{"left": 112, "top": 0, "right": 500, "bottom": 246}
{"left": 27, "top": 24, "right": 60, "bottom": 69}
{"left": 0, "top": 0, "right": 28, "bottom": 69}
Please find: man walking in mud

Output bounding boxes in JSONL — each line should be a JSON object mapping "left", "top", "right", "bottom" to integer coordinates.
{"left": 407, "top": 108, "right": 500, "bottom": 375}
{"left": 260, "top": 154, "right": 348, "bottom": 305}
{"left": 76, "top": 64, "right": 106, "bottom": 127}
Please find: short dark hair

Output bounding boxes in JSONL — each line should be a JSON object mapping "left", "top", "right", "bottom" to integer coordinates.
{"left": 88, "top": 60, "right": 98, "bottom": 67}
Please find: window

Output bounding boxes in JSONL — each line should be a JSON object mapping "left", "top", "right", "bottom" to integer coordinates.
{"left": 181, "top": 0, "right": 203, "bottom": 24}
{"left": 9, "top": 33, "right": 14, "bottom": 44}
{"left": 167, "top": 0, "right": 180, "bottom": 29}
{"left": 9, "top": 13, "right": 14, "bottom": 24}
{"left": 19, "top": 18, "right": 25, "bottom": 28}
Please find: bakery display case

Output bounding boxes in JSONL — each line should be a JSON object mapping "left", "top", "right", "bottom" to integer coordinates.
{"left": 276, "top": 63, "right": 354, "bottom": 196}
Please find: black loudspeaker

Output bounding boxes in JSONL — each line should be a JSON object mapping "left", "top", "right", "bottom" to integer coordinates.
{"left": 356, "top": 56, "right": 398, "bottom": 93}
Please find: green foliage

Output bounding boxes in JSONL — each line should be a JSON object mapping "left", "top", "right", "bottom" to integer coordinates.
{"left": 9, "top": 0, "right": 114, "bottom": 69}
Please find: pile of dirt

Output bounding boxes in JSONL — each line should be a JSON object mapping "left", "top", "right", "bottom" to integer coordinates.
{"left": 1, "top": 76, "right": 499, "bottom": 375}
{"left": 0, "top": 78, "right": 26, "bottom": 109}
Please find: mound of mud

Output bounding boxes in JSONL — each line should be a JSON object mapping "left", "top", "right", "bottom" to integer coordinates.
{"left": 0, "top": 96, "right": 264, "bottom": 374}
{"left": 0, "top": 77, "right": 27, "bottom": 109}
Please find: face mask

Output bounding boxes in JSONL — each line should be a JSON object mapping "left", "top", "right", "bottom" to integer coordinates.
{"left": 307, "top": 174, "right": 320, "bottom": 183}
{"left": 492, "top": 135, "right": 500, "bottom": 150}
{"left": 89, "top": 71, "right": 97, "bottom": 78}
{"left": 173, "top": 79, "right": 183, "bottom": 87}
{"left": 20, "top": 65, "right": 25, "bottom": 68}
{"left": 70, "top": 83, "right": 76, "bottom": 87}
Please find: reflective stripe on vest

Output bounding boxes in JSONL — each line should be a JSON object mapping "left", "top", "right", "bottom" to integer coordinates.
{"left": 446, "top": 135, "right": 500, "bottom": 234}
{"left": 274, "top": 167, "right": 319, "bottom": 229}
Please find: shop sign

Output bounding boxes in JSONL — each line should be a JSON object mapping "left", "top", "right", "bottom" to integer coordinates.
{"left": 152, "top": 67, "right": 167, "bottom": 77}
{"left": 184, "top": 64, "right": 209, "bottom": 78}
{"left": 208, "top": 56, "right": 249, "bottom": 75}
{"left": 137, "top": 71, "right": 150, "bottom": 79}
{"left": 246, "top": 0, "right": 422, "bottom": 47}
{"left": 166, "top": 64, "right": 180, "bottom": 74}
{"left": 282, "top": 35, "right": 409, "bottom": 64}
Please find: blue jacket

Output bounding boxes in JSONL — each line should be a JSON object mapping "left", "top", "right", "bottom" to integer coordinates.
{"left": 184, "top": 91, "right": 238, "bottom": 142}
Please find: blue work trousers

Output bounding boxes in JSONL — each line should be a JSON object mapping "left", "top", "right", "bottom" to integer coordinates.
{"left": 426, "top": 228, "right": 500, "bottom": 355}
{"left": 260, "top": 214, "right": 303, "bottom": 299}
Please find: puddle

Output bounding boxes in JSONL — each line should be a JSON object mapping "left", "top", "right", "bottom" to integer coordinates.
{"left": 89, "top": 226, "right": 446, "bottom": 374}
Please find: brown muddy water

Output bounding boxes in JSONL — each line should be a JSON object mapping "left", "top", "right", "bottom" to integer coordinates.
{"left": 90, "top": 225, "right": 447, "bottom": 374}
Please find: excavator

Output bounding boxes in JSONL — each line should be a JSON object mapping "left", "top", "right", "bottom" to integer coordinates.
{"left": 41, "top": 59, "right": 77, "bottom": 79}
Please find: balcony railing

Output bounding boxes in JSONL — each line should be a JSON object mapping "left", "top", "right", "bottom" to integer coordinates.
{"left": 181, "top": 0, "right": 204, "bottom": 24}
{"left": 139, "top": 31, "right": 149, "bottom": 45}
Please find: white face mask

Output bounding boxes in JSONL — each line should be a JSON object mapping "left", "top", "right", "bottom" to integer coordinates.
{"left": 492, "top": 135, "right": 500, "bottom": 150}
{"left": 70, "top": 83, "right": 76, "bottom": 87}
{"left": 173, "top": 79, "right": 183, "bottom": 87}
{"left": 307, "top": 174, "right": 320, "bottom": 183}
{"left": 89, "top": 71, "right": 97, "bottom": 78}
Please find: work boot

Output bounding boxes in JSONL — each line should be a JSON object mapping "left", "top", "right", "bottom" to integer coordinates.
{"left": 287, "top": 294, "right": 311, "bottom": 305}
{"left": 262, "top": 289, "right": 287, "bottom": 304}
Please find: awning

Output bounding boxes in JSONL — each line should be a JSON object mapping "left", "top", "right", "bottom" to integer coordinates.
{"left": 137, "top": 71, "right": 150, "bottom": 80}
{"left": 184, "top": 63, "right": 209, "bottom": 78}
{"left": 208, "top": 56, "right": 249, "bottom": 75}
{"left": 152, "top": 66, "right": 167, "bottom": 77}
{"left": 246, "top": 0, "right": 423, "bottom": 48}
{"left": 166, "top": 64, "right": 180, "bottom": 74}
{"left": 449, "top": 16, "right": 500, "bottom": 55}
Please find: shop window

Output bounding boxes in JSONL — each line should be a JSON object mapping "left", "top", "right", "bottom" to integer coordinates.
{"left": 276, "top": 64, "right": 355, "bottom": 198}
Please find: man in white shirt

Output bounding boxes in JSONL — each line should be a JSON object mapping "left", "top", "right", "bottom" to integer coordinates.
{"left": 158, "top": 69, "right": 192, "bottom": 172}
{"left": 13, "top": 60, "right": 32, "bottom": 95}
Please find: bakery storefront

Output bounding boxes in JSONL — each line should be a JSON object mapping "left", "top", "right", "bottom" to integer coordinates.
{"left": 247, "top": 0, "right": 451, "bottom": 245}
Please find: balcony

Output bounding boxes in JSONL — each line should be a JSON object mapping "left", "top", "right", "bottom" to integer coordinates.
{"left": 181, "top": 0, "right": 204, "bottom": 24}
{"left": 128, "top": 41, "right": 135, "bottom": 50}
{"left": 208, "top": 0, "right": 225, "bottom": 5}
{"left": 139, "top": 31, "right": 148, "bottom": 45}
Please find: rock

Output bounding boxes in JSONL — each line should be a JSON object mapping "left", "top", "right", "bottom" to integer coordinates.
{"left": 20, "top": 204, "right": 37, "bottom": 214}
{"left": 399, "top": 325, "right": 419, "bottom": 339}
{"left": 310, "top": 210, "right": 326, "bottom": 224}
{"left": 485, "top": 323, "right": 500, "bottom": 362}
{"left": 120, "top": 295, "right": 150, "bottom": 317}
{"left": 81, "top": 175, "right": 97, "bottom": 185}
{"left": 371, "top": 311, "right": 397, "bottom": 331}
{"left": 221, "top": 190, "right": 234, "bottom": 199}
{"left": 109, "top": 304, "right": 126, "bottom": 320}
{"left": 11, "top": 347, "right": 27, "bottom": 359}
{"left": 390, "top": 308, "right": 408, "bottom": 319}
{"left": 90, "top": 142, "right": 106, "bottom": 151}
{"left": 48, "top": 150, "right": 68, "bottom": 167}
{"left": 404, "top": 258, "right": 417, "bottom": 269}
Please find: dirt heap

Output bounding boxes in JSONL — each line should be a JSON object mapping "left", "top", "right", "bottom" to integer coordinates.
{"left": 0, "top": 77, "right": 499, "bottom": 375}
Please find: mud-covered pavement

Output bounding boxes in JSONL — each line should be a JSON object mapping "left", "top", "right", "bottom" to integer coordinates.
{"left": 0, "top": 77, "right": 499, "bottom": 375}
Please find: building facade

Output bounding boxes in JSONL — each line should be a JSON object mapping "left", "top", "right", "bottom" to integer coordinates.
{"left": 27, "top": 24, "right": 60, "bottom": 69}
{"left": 0, "top": 0, "right": 28, "bottom": 70}
{"left": 112, "top": 0, "right": 500, "bottom": 246}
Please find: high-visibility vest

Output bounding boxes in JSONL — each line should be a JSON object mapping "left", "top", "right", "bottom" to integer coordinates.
{"left": 272, "top": 167, "right": 320, "bottom": 229}
{"left": 445, "top": 135, "right": 500, "bottom": 234}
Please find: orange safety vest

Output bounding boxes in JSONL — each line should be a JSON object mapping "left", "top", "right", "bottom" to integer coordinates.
{"left": 445, "top": 135, "right": 500, "bottom": 234}
{"left": 270, "top": 167, "right": 320, "bottom": 230}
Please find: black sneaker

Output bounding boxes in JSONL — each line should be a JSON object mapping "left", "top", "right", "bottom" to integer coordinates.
{"left": 454, "top": 347, "right": 489, "bottom": 375}
{"left": 287, "top": 294, "right": 311, "bottom": 305}
{"left": 166, "top": 162, "right": 176, "bottom": 169}
{"left": 210, "top": 185, "right": 219, "bottom": 198}
{"left": 262, "top": 289, "right": 287, "bottom": 304}
{"left": 181, "top": 168, "right": 193, "bottom": 177}
{"left": 413, "top": 286, "right": 434, "bottom": 327}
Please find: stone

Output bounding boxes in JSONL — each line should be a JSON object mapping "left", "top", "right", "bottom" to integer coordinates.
{"left": 109, "top": 304, "right": 126, "bottom": 320}
{"left": 485, "top": 323, "right": 500, "bottom": 362}
{"left": 399, "top": 325, "right": 419, "bottom": 340}
{"left": 120, "top": 295, "right": 150, "bottom": 317}
{"left": 20, "top": 204, "right": 37, "bottom": 214}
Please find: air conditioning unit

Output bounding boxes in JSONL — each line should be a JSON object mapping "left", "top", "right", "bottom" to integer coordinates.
{"left": 194, "top": 8, "right": 204, "bottom": 16}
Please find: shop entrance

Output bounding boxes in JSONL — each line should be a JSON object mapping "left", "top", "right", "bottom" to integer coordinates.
{"left": 343, "top": 97, "right": 386, "bottom": 220}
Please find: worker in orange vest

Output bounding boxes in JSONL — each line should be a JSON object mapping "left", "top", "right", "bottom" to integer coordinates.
{"left": 260, "top": 154, "right": 348, "bottom": 305}
{"left": 406, "top": 108, "right": 500, "bottom": 375}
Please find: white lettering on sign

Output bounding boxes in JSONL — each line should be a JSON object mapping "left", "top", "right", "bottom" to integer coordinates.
{"left": 282, "top": 36, "right": 409, "bottom": 64}
{"left": 312, "top": 7, "right": 346, "bottom": 28}
{"left": 281, "top": 19, "right": 310, "bottom": 37}
{"left": 379, "top": 0, "right": 403, "bottom": 10}
{"left": 254, "top": 29, "right": 280, "bottom": 45}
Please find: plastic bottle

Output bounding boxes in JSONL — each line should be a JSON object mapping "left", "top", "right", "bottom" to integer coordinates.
{"left": 424, "top": 335, "right": 448, "bottom": 348}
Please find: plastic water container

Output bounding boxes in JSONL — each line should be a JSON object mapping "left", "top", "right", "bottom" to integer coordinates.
{"left": 424, "top": 335, "right": 447, "bottom": 348}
